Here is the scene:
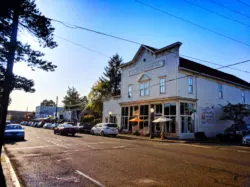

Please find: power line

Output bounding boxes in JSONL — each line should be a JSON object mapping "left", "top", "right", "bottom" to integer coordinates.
{"left": 183, "top": 0, "right": 250, "bottom": 28}
{"left": 56, "top": 34, "right": 250, "bottom": 74}
{"left": 50, "top": 18, "right": 141, "bottom": 45}
{"left": 208, "top": 0, "right": 250, "bottom": 19}
{"left": 236, "top": 0, "right": 250, "bottom": 8}
{"left": 180, "top": 55, "right": 250, "bottom": 73}
{"left": 134, "top": 0, "right": 250, "bottom": 47}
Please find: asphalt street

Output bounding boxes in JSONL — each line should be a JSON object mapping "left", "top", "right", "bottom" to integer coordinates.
{"left": 4, "top": 126, "right": 250, "bottom": 187}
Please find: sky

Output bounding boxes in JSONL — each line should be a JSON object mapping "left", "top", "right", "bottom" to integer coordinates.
{"left": 9, "top": 0, "right": 250, "bottom": 111}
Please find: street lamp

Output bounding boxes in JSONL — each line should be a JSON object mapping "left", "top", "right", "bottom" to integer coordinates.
{"left": 109, "top": 111, "right": 112, "bottom": 123}
{"left": 150, "top": 107, "right": 154, "bottom": 139}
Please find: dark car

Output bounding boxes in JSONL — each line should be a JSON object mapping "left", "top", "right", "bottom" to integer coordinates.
{"left": 4, "top": 124, "right": 25, "bottom": 140}
{"left": 78, "top": 124, "right": 93, "bottom": 134}
{"left": 54, "top": 124, "right": 77, "bottom": 136}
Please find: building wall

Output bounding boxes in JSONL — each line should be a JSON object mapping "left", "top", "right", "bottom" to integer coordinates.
{"left": 178, "top": 71, "right": 250, "bottom": 137}
{"left": 35, "top": 106, "right": 63, "bottom": 118}
{"left": 120, "top": 48, "right": 179, "bottom": 103}
{"left": 103, "top": 98, "right": 121, "bottom": 127}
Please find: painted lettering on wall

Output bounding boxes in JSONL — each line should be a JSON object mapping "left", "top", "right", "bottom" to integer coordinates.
{"left": 129, "top": 60, "right": 165, "bottom": 76}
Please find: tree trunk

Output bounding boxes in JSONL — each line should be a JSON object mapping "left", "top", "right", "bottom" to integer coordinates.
{"left": 0, "top": 2, "right": 20, "bottom": 156}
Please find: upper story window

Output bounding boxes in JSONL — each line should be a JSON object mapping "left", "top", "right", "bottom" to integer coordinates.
{"left": 140, "top": 81, "right": 150, "bottom": 96}
{"left": 218, "top": 84, "right": 223, "bottom": 99}
{"left": 242, "top": 90, "right": 245, "bottom": 104}
{"left": 128, "top": 85, "right": 132, "bottom": 98}
{"left": 188, "top": 77, "right": 193, "bottom": 94}
{"left": 159, "top": 78, "right": 166, "bottom": 94}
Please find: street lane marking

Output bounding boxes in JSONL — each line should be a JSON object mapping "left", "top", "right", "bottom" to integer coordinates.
{"left": 75, "top": 170, "right": 105, "bottom": 187}
{"left": 57, "top": 158, "right": 73, "bottom": 162}
{"left": 49, "top": 176, "right": 79, "bottom": 183}
{"left": 112, "top": 146, "right": 125, "bottom": 149}
{"left": 7, "top": 145, "right": 54, "bottom": 150}
{"left": 45, "top": 139, "right": 68, "bottom": 148}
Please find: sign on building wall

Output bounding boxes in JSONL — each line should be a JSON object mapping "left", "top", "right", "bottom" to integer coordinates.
{"left": 129, "top": 60, "right": 165, "bottom": 76}
{"left": 200, "top": 107, "right": 215, "bottom": 126}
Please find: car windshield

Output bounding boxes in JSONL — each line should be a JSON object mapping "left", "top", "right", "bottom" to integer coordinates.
{"left": 5, "top": 125, "right": 22, "bottom": 130}
{"left": 64, "top": 124, "right": 73, "bottom": 127}
{"left": 106, "top": 124, "right": 117, "bottom": 128}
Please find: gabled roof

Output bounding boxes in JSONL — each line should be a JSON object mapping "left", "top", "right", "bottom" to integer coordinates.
{"left": 120, "top": 42, "right": 182, "bottom": 68}
{"left": 137, "top": 73, "right": 151, "bottom": 82}
{"left": 179, "top": 57, "right": 250, "bottom": 88}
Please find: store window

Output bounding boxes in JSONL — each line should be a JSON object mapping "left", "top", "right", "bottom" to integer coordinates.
{"left": 140, "top": 81, "right": 150, "bottom": 96}
{"left": 159, "top": 78, "right": 166, "bottom": 94}
{"left": 180, "top": 102, "right": 194, "bottom": 133}
{"left": 128, "top": 85, "right": 132, "bottom": 98}
{"left": 188, "top": 77, "right": 193, "bottom": 94}
{"left": 163, "top": 103, "right": 176, "bottom": 133}
{"left": 218, "top": 84, "right": 223, "bottom": 99}
{"left": 121, "top": 107, "right": 129, "bottom": 130}
{"left": 139, "top": 105, "right": 149, "bottom": 129}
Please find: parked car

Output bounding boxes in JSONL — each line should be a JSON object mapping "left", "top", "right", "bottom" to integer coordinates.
{"left": 50, "top": 123, "right": 59, "bottom": 129}
{"left": 78, "top": 123, "right": 93, "bottom": 134}
{"left": 43, "top": 123, "right": 52, "bottom": 129}
{"left": 91, "top": 123, "right": 118, "bottom": 137}
{"left": 54, "top": 124, "right": 77, "bottom": 136}
{"left": 4, "top": 124, "right": 25, "bottom": 140}
{"left": 36, "top": 121, "right": 45, "bottom": 128}
{"left": 242, "top": 133, "right": 250, "bottom": 145}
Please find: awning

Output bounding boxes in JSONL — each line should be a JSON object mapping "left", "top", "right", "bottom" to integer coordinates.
{"left": 129, "top": 118, "right": 145, "bottom": 122}
{"left": 153, "top": 117, "right": 172, "bottom": 123}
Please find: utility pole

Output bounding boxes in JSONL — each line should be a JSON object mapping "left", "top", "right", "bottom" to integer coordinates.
{"left": 55, "top": 96, "right": 58, "bottom": 123}
{"left": 0, "top": 1, "right": 21, "bottom": 157}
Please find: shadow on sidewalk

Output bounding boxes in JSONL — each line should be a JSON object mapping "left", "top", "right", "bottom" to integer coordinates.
{"left": 0, "top": 164, "right": 7, "bottom": 187}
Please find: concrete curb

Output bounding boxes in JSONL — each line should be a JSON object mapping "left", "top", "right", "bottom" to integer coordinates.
{"left": 3, "top": 147, "right": 21, "bottom": 187}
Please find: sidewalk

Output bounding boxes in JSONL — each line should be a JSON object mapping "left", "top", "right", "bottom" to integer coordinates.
{"left": 117, "top": 134, "right": 250, "bottom": 151}
{"left": 1, "top": 147, "right": 20, "bottom": 187}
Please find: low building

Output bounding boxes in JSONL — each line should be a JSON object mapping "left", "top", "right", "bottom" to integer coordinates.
{"left": 35, "top": 106, "right": 63, "bottom": 119}
{"left": 7, "top": 110, "right": 34, "bottom": 122}
{"left": 103, "top": 42, "right": 250, "bottom": 139}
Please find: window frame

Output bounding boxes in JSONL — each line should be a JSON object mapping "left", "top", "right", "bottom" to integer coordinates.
{"left": 139, "top": 81, "right": 150, "bottom": 97}
{"left": 188, "top": 77, "right": 193, "bottom": 94}
{"left": 242, "top": 90, "right": 245, "bottom": 104}
{"left": 218, "top": 84, "right": 223, "bottom": 99}
{"left": 128, "top": 85, "right": 132, "bottom": 98}
{"left": 159, "top": 78, "right": 166, "bottom": 94}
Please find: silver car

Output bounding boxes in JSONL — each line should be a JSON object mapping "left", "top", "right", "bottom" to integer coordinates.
{"left": 242, "top": 134, "right": 250, "bottom": 145}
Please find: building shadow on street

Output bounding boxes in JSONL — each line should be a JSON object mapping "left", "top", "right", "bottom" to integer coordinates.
{"left": 0, "top": 164, "right": 7, "bottom": 187}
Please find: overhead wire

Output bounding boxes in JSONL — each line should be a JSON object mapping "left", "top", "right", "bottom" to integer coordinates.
{"left": 183, "top": 0, "right": 250, "bottom": 28}
{"left": 134, "top": 0, "right": 250, "bottom": 47}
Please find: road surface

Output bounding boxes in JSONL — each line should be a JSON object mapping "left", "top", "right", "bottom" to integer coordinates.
{"left": 4, "top": 126, "right": 250, "bottom": 187}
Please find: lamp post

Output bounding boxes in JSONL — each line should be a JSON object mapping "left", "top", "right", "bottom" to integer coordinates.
{"left": 150, "top": 108, "right": 154, "bottom": 139}
{"left": 109, "top": 111, "right": 112, "bottom": 123}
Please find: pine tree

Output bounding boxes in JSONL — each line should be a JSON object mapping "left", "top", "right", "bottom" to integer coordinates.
{"left": 100, "top": 54, "right": 122, "bottom": 96}
{"left": 0, "top": 0, "right": 57, "bottom": 158}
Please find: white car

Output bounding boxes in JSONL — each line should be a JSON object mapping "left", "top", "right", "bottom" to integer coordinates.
{"left": 91, "top": 123, "right": 118, "bottom": 137}
{"left": 242, "top": 134, "right": 250, "bottom": 145}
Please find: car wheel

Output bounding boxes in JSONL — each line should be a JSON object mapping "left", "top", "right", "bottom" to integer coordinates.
{"left": 54, "top": 131, "right": 56, "bottom": 134}
{"left": 91, "top": 130, "right": 94, "bottom": 135}
{"left": 72, "top": 133, "right": 75, "bottom": 136}
{"left": 113, "top": 134, "right": 117, "bottom": 137}
{"left": 101, "top": 131, "right": 105, "bottom": 136}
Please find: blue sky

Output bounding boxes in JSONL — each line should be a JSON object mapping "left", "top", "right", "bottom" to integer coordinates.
{"left": 9, "top": 0, "right": 250, "bottom": 111}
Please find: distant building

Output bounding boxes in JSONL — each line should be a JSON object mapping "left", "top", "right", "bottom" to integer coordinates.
{"left": 35, "top": 106, "right": 63, "bottom": 119}
{"left": 7, "top": 110, "right": 34, "bottom": 122}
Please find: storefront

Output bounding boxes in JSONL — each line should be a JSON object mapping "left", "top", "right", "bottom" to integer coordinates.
{"left": 120, "top": 98, "right": 196, "bottom": 139}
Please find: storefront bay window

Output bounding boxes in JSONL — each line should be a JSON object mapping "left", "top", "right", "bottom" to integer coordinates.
{"left": 180, "top": 102, "right": 194, "bottom": 133}
{"left": 139, "top": 105, "right": 149, "bottom": 129}
{"left": 129, "top": 106, "right": 139, "bottom": 131}
{"left": 164, "top": 103, "right": 176, "bottom": 133}
{"left": 121, "top": 107, "right": 129, "bottom": 130}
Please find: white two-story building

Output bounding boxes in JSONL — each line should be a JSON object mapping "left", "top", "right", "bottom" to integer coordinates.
{"left": 102, "top": 42, "right": 250, "bottom": 139}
